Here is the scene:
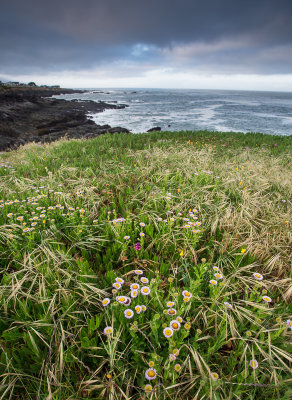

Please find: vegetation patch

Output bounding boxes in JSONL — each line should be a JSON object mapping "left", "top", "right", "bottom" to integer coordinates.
{"left": 0, "top": 130, "right": 291, "bottom": 399}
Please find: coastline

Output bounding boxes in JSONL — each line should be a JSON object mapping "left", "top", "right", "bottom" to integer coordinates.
{"left": 0, "top": 84, "right": 130, "bottom": 152}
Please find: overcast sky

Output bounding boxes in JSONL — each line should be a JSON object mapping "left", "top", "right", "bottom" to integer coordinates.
{"left": 1, "top": 0, "right": 292, "bottom": 90}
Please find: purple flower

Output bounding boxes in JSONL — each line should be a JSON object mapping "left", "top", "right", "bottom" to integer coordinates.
{"left": 134, "top": 242, "right": 141, "bottom": 250}
{"left": 274, "top": 143, "right": 278, "bottom": 147}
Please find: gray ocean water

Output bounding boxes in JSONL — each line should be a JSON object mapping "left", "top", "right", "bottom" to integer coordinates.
{"left": 55, "top": 89, "right": 292, "bottom": 136}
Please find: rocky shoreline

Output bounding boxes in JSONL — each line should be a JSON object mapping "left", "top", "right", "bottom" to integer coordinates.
{"left": 0, "top": 85, "right": 130, "bottom": 151}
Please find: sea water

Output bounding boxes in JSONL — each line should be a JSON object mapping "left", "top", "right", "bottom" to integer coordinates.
{"left": 54, "top": 88, "right": 292, "bottom": 136}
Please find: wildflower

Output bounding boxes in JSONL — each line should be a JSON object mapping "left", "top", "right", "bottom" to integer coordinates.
{"left": 168, "top": 308, "right": 177, "bottom": 316}
{"left": 141, "top": 286, "right": 150, "bottom": 295}
{"left": 286, "top": 320, "right": 292, "bottom": 330}
{"left": 174, "top": 364, "right": 181, "bottom": 372}
{"left": 134, "top": 269, "right": 143, "bottom": 275}
{"left": 213, "top": 266, "right": 219, "bottom": 271}
{"left": 140, "top": 232, "right": 145, "bottom": 237}
{"left": 116, "top": 296, "right": 127, "bottom": 304}
{"left": 23, "top": 227, "right": 30, "bottom": 233}
{"left": 211, "top": 372, "right": 219, "bottom": 381}
{"left": 112, "top": 289, "right": 117, "bottom": 294}
{"left": 210, "top": 280, "right": 218, "bottom": 285}
{"left": 224, "top": 302, "right": 233, "bottom": 309}
{"left": 241, "top": 248, "right": 247, "bottom": 254}
{"left": 124, "top": 309, "right": 134, "bottom": 319}
{"left": 170, "top": 320, "right": 181, "bottom": 331}
{"left": 130, "top": 283, "right": 140, "bottom": 290}
{"left": 115, "top": 277, "right": 125, "bottom": 284}
{"left": 177, "top": 316, "right": 183, "bottom": 323}
{"left": 106, "top": 374, "right": 111, "bottom": 379}
{"left": 139, "top": 222, "right": 146, "bottom": 227}
{"left": 167, "top": 301, "right": 175, "bottom": 308}
{"left": 214, "top": 273, "right": 223, "bottom": 280}
{"left": 262, "top": 296, "right": 272, "bottom": 303}
{"left": 102, "top": 298, "right": 110, "bottom": 307}
{"left": 112, "top": 282, "right": 121, "bottom": 290}
{"left": 145, "top": 368, "right": 157, "bottom": 380}
{"left": 124, "top": 297, "right": 132, "bottom": 306}
{"left": 168, "top": 277, "right": 174, "bottom": 283}
{"left": 144, "top": 384, "right": 153, "bottom": 393}
{"left": 250, "top": 359, "right": 258, "bottom": 369}
{"left": 201, "top": 258, "right": 206, "bottom": 263}
{"left": 131, "top": 290, "right": 139, "bottom": 298}
{"left": 135, "top": 305, "right": 143, "bottom": 314}
{"left": 140, "top": 277, "right": 149, "bottom": 284}
{"left": 183, "top": 297, "right": 190, "bottom": 303}
{"left": 104, "top": 326, "right": 113, "bottom": 335}
{"left": 169, "top": 354, "right": 176, "bottom": 361}
{"left": 180, "top": 250, "right": 184, "bottom": 256}
{"left": 163, "top": 327, "right": 174, "bottom": 338}
{"left": 170, "top": 217, "right": 175, "bottom": 222}
{"left": 142, "top": 305, "right": 147, "bottom": 311}
{"left": 148, "top": 361, "right": 155, "bottom": 367}
{"left": 134, "top": 242, "right": 141, "bottom": 250}
{"left": 16, "top": 216, "right": 24, "bottom": 221}
{"left": 173, "top": 349, "right": 180, "bottom": 356}
{"left": 253, "top": 273, "right": 263, "bottom": 281}
{"left": 184, "top": 323, "right": 191, "bottom": 330}
{"left": 7, "top": 213, "right": 13, "bottom": 218}
{"left": 124, "top": 235, "right": 130, "bottom": 240}
{"left": 182, "top": 290, "right": 192, "bottom": 298}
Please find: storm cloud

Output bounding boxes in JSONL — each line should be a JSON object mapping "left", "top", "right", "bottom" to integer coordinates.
{"left": 1, "top": 0, "right": 292, "bottom": 88}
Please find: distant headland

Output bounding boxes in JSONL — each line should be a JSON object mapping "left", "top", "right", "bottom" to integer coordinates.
{"left": 0, "top": 82, "right": 130, "bottom": 152}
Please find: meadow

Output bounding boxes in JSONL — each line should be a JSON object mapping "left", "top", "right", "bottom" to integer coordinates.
{"left": 0, "top": 130, "right": 291, "bottom": 400}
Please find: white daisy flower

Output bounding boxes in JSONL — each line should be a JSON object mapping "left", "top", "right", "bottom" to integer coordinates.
{"left": 140, "top": 277, "right": 149, "bottom": 284}
{"left": 124, "top": 309, "right": 134, "bottom": 319}
{"left": 253, "top": 273, "right": 263, "bottom": 281}
{"left": 169, "top": 354, "right": 176, "bottom": 361}
{"left": 170, "top": 320, "right": 181, "bottom": 331}
{"left": 130, "top": 290, "right": 139, "bottom": 298}
{"left": 214, "top": 273, "right": 223, "bottom": 280}
{"left": 102, "top": 298, "right": 110, "bottom": 307}
{"left": 182, "top": 290, "right": 192, "bottom": 298}
{"left": 145, "top": 368, "right": 157, "bottom": 380}
{"left": 262, "top": 296, "right": 272, "bottom": 303}
{"left": 134, "top": 270, "right": 143, "bottom": 275}
{"left": 210, "top": 280, "right": 217, "bottom": 285}
{"left": 141, "top": 305, "right": 147, "bottom": 311}
{"left": 163, "top": 327, "right": 174, "bottom": 338}
{"left": 250, "top": 359, "right": 258, "bottom": 369}
{"left": 130, "top": 283, "right": 140, "bottom": 291}
{"left": 286, "top": 319, "right": 292, "bottom": 330}
{"left": 116, "top": 296, "right": 127, "bottom": 304}
{"left": 112, "top": 282, "right": 121, "bottom": 290}
{"left": 224, "top": 302, "right": 233, "bottom": 309}
{"left": 166, "top": 301, "right": 175, "bottom": 308}
{"left": 135, "top": 305, "right": 143, "bottom": 314}
{"left": 141, "top": 286, "right": 150, "bottom": 295}
{"left": 139, "top": 222, "right": 146, "bottom": 227}
{"left": 168, "top": 308, "right": 177, "bottom": 316}
{"left": 104, "top": 326, "right": 113, "bottom": 335}
{"left": 124, "top": 297, "right": 132, "bottom": 306}
{"left": 115, "top": 277, "right": 124, "bottom": 284}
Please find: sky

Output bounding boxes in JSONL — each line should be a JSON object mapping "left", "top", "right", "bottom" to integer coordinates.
{"left": 1, "top": 0, "right": 292, "bottom": 91}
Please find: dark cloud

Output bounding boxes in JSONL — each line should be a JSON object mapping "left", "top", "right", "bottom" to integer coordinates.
{"left": 0, "top": 0, "right": 292, "bottom": 76}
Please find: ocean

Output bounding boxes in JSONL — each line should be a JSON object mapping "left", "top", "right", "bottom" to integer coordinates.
{"left": 54, "top": 89, "right": 292, "bottom": 136}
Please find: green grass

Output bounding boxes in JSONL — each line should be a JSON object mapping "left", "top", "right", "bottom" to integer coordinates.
{"left": 0, "top": 130, "right": 291, "bottom": 399}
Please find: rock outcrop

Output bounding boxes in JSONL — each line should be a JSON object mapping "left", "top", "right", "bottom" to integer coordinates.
{"left": 0, "top": 85, "right": 129, "bottom": 151}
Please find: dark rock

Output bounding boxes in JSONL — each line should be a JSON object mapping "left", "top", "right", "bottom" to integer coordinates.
{"left": 0, "top": 85, "right": 130, "bottom": 152}
{"left": 147, "top": 127, "right": 161, "bottom": 132}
